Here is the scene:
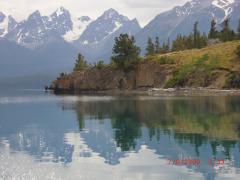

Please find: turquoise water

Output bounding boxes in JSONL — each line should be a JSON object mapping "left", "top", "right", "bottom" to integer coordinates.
{"left": 0, "top": 90, "right": 240, "bottom": 180}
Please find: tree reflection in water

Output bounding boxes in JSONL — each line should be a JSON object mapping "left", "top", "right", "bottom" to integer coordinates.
{"left": 72, "top": 95, "right": 240, "bottom": 159}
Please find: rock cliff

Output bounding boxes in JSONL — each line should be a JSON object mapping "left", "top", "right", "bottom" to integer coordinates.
{"left": 51, "top": 61, "right": 176, "bottom": 93}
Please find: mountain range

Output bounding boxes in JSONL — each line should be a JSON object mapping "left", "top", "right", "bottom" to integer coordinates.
{"left": 0, "top": 0, "right": 240, "bottom": 86}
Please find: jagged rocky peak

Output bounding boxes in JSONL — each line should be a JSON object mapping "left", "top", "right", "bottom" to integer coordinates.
{"left": 131, "top": 18, "right": 139, "bottom": 24}
{"left": 173, "top": 0, "right": 212, "bottom": 16}
{"left": 0, "top": 13, "right": 18, "bottom": 37}
{"left": 51, "top": 6, "right": 71, "bottom": 17}
{"left": 28, "top": 10, "right": 42, "bottom": 20}
{"left": 0, "top": 11, "right": 6, "bottom": 22}
{"left": 7, "top": 15, "right": 18, "bottom": 31}
{"left": 102, "top": 8, "right": 119, "bottom": 18}
{"left": 77, "top": 8, "right": 133, "bottom": 45}
{"left": 101, "top": 8, "right": 129, "bottom": 21}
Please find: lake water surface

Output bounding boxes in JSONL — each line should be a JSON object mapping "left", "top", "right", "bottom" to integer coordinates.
{"left": 0, "top": 89, "right": 240, "bottom": 180}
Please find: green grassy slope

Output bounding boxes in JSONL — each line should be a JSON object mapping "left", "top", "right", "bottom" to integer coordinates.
{"left": 145, "top": 40, "right": 240, "bottom": 88}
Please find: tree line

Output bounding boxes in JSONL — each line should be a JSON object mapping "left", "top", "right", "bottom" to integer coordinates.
{"left": 146, "top": 18, "right": 240, "bottom": 55}
{"left": 73, "top": 18, "right": 240, "bottom": 71}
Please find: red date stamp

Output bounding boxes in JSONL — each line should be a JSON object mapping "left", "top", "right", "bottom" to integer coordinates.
{"left": 167, "top": 158, "right": 225, "bottom": 166}
{"left": 208, "top": 159, "right": 225, "bottom": 166}
{"left": 167, "top": 159, "right": 201, "bottom": 166}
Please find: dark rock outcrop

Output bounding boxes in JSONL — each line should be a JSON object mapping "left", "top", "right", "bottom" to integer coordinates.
{"left": 50, "top": 61, "right": 176, "bottom": 93}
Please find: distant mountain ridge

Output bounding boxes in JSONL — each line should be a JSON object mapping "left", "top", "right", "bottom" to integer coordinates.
{"left": 0, "top": 7, "right": 140, "bottom": 50}
{"left": 1, "top": 0, "right": 240, "bottom": 60}
{"left": 135, "top": 0, "right": 240, "bottom": 50}
{"left": 0, "top": 7, "right": 92, "bottom": 49}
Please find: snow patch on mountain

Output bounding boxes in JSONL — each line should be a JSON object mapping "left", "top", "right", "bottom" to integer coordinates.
{"left": 0, "top": 16, "right": 9, "bottom": 37}
{"left": 212, "top": 0, "right": 235, "bottom": 20}
{"left": 212, "top": 0, "right": 235, "bottom": 8}
{"left": 108, "top": 21, "right": 122, "bottom": 35}
{"left": 63, "top": 16, "right": 92, "bottom": 42}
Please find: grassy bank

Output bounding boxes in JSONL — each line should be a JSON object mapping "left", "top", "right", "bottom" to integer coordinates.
{"left": 145, "top": 40, "right": 240, "bottom": 88}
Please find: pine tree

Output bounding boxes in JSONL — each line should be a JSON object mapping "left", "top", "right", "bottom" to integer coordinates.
{"left": 155, "top": 37, "right": 160, "bottom": 54}
{"left": 73, "top": 53, "right": 88, "bottom": 71}
{"left": 220, "top": 18, "right": 235, "bottom": 41}
{"left": 167, "top": 37, "right": 170, "bottom": 51}
{"left": 186, "top": 33, "right": 194, "bottom": 49}
{"left": 111, "top": 34, "right": 140, "bottom": 69}
{"left": 172, "top": 34, "right": 187, "bottom": 51}
{"left": 199, "top": 33, "right": 208, "bottom": 48}
{"left": 208, "top": 19, "right": 218, "bottom": 39}
{"left": 237, "top": 19, "right": 240, "bottom": 39}
{"left": 193, "top": 21, "right": 201, "bottom": 48}
{"left": 145, "top": 37, "right": 155, "bottom": 56}
{"left": 160, "top": 41, "right": 170, "bottom": 54}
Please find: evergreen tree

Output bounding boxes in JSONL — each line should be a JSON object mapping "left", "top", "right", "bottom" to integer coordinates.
{"left": 96, "top": 60, "right": 105, "bottom": 69}
{"left": 208, "top": 19, "right": 218, "bottom": 39}
{"left": 145, "top": 37, "right": 155, "bottom": 56}
{"left": 172, "top": 34, "right": 187, "bottom": 51}
{"left": 193, "top": 21, "right": 201, "bottom": 48}
{"left": 167, "top": 37, "right": 170, "bottom": 51}
{"left": 155, "top": 37, "right": 160, "bottom": 54}
{"left": 199, "top": 33, "right": 208, "bottom": 47}
{"left": 237, "top": 19, "right": 240, "bottom": 39}
{"left": 160, "top": 42, "right": 170, "bottom": 54}
{"left": 186, "top": 33, "right": 194, "bottom": 49}
{"left": 111, "top": 34, "right": 140, "bottom": 69}
{"left": 220, "top": 18, "right": 235, "bottom": 41}
{"left": 73, "top": 53, "right": 88, "bottom": 71}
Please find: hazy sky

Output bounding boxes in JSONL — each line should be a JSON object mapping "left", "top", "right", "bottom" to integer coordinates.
{"left": 0, "top": 0, "right": 189, "bottom": 26}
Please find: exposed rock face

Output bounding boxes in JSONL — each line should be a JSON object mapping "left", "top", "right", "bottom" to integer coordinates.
{"left": 135, "top": 61, "right": 174, "bottom": 88}
{"left": 51, "top": 61, "right": 240, "bottom": 93}
{"left": 51, "top": 61, "right": 176, "bottom": 92}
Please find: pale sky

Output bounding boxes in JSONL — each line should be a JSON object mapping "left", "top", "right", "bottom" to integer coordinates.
{"left": 0, "top": 0, "right": 189, "bottom": 26}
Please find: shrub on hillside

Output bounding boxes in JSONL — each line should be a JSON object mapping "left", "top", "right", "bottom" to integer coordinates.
{"left": 158, "top": 56, "right": 175, "bottom": 64}
{"left": 59, "top": 72, "right": 66, "bottom": 78}
{"left": 165, "top": 54, "right": 212, "bottom": 88}
{"left": 96, "top": 60, "right": 105, "bottom": 69}
{"left": 235, "top": 45, "right": 240, "bottom": 57}
{"left": 225, "top": 72, "right": 240, "bottom": 89}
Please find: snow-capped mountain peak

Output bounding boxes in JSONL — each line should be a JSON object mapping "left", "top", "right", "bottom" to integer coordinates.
{"left": 0, "top": 14, "right": 18, "bottom": 38}
{"left": 55, "top": 6, "right": 68, "bottom": 16}
{"left": 102, "top": 8, "right": 120, "bottom": 19}
{"left": 76, "top": 8, "right": 135, "bottom": 45}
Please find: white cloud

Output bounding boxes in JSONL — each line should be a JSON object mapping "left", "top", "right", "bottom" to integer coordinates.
{"left": 0, "top": 0, "right": 189, "bottom": 26}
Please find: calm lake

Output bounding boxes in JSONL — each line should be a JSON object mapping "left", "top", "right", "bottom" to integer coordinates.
{"left": 0, "top": 89, "right": 240, "bottom": 180}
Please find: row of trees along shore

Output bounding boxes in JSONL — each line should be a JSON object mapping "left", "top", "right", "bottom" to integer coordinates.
{"left": 71, "top": 18, "right": 240, "bottom": 72}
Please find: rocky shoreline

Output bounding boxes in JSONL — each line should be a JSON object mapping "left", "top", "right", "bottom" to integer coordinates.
{"left": 49, "top": 61, "right": 240, "bottom": 95}
{"left": 50, "top": 40, "right": 240, "bottom": 94}
{"left": 50, "top": 61, "right": 176, "bottom": 93}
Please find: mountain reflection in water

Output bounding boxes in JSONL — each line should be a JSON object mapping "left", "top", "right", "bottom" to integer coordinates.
{"left": 0, "top": 92, "right": 240, "bottom": 180}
